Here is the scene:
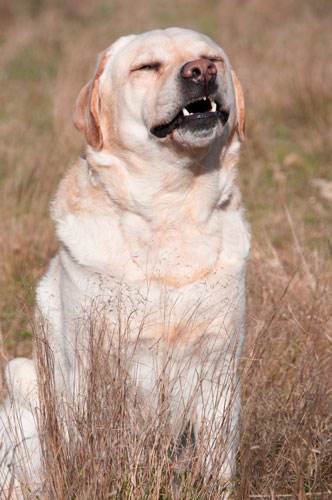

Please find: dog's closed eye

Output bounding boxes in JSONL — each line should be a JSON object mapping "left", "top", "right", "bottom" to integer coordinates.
{"left": 132, "top": 62, "right": 161, "bottom": 72}
{"left": 201, "top": 55, "right": 224, "bottom": 64}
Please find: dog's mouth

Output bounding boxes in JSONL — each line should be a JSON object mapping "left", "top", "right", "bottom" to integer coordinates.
{"left": 150, "top": 97, "right": 230, "bottom": 138}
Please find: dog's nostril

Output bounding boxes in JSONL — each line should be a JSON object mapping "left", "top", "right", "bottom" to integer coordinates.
{"left": 192, "top": 68, "right": 201, "bottom": 79}
{"left": 207, "top": 64, "right": 217, "bottom": 75}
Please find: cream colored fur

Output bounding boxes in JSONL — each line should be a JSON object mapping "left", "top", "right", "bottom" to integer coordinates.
{"left": 0, "top": 28, "right": 250, "bottom": 497}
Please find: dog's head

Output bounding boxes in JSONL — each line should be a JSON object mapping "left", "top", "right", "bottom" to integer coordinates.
{"left": 73, "top": 28, "right": 245, "bottom": 158}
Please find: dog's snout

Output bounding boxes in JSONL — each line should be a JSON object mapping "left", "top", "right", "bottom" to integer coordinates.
{"left": 181, "top": 59, "right": 217, "bottom": 85}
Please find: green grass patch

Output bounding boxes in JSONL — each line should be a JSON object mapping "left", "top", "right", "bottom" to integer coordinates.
{"left": 17, "top": 329, "right": 33, "bottom": 339}
{"left": 6, "top": 40, "right": 61, "bottom": 81}
{"left": 304, "top": 215, "right": 319, "bottom": 225}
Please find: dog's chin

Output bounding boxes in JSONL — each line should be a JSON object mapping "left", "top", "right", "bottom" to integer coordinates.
{"left": 171, "top": 115, "right": 222, "bottom": 149}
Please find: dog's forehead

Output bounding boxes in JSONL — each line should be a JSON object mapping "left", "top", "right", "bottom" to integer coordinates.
{"left": 108, "top": 28, "right": 227, "bottom": 68}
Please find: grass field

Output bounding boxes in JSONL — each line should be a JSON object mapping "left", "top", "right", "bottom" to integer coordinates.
{"left": 0, "top": 0, "right": 332, "bottom": 498}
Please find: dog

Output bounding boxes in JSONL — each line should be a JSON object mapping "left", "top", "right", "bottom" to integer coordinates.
{"left": 0, "top": 27, "right": 250, "bottom": 497}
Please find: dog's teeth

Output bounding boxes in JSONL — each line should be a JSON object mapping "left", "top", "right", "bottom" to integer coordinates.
{"left": 211, "top": 101, "right": 217, "bottom": 112}
{"left": 183, "top": 108, "right": 190, "bottom": 116}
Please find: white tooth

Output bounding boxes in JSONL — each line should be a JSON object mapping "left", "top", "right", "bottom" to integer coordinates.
{"left": 183, "top": 108, "right": 190, "bottom": 116}
{"left": 211, "top": 101, "right": 217, "bottom": 112}
{"left": 203, "top": 96, "right": 207, "bottom": 101}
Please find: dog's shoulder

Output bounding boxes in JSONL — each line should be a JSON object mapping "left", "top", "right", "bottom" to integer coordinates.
{"left": 51, "top": 158, "right": 110, "bottom": 222}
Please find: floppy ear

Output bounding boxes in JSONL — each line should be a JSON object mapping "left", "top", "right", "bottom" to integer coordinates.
{"left": 231, "top": 70, "right": 245, "bottom": 142}
{"left": 73, "top": 50, "right": 109, "bottom": 150}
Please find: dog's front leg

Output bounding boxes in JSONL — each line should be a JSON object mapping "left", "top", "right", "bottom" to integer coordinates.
{"left": 192, "top": 365, "right": 240, "bottom": 493}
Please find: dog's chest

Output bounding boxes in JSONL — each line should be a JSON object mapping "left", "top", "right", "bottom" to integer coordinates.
{"left": 95, "top": 264, "right": 245, "bottom": 344}
{"left": 60, "top": 209, "right": 250, "bottom": 345}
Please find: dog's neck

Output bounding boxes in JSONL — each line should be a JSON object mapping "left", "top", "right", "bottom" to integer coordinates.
{"left": 85, "top": 139, "right": 241, "bottom": 228}
{"left": 51, "top": 139, "right": 243, "bottom": 281}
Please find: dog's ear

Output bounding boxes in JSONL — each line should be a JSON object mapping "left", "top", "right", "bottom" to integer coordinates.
{"left": 231, "top": 70, "right": 245, "bottom": 142}
{"left": 73, "top": 50, "right": 109, "bottom": 150}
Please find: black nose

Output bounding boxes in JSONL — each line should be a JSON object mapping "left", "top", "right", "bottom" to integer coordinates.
{"left": 181, "top": 59, "right": 217, "bottom": 85}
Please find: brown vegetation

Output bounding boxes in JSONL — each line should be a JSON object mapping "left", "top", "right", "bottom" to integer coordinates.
{"left": 0, "top": 0, "right": 331, "bottom": 498}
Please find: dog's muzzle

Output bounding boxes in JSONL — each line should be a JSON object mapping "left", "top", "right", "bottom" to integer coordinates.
{"left": 150, "top": 59, "right": 229, "bottom": 139}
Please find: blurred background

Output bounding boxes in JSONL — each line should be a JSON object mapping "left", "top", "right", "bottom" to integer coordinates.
{"left": 0, "top": 0, "right": 331, "bottom": 497}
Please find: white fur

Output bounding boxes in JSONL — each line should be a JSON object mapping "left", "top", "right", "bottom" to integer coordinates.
{"left": 0, "top": 28, "right": 250, "bottom": 497}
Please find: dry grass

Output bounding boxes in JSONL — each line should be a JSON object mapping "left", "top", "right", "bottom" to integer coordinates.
{"left": 237, "top": 257, "right": 332, "bottom": 498}
{"left": 0, "top": 0, "right": 332, "bottom": 498}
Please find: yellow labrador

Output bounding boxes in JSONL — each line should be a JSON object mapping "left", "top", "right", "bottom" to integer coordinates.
{"left": 1, "top": 28, "right": 250, "bottom": 495}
